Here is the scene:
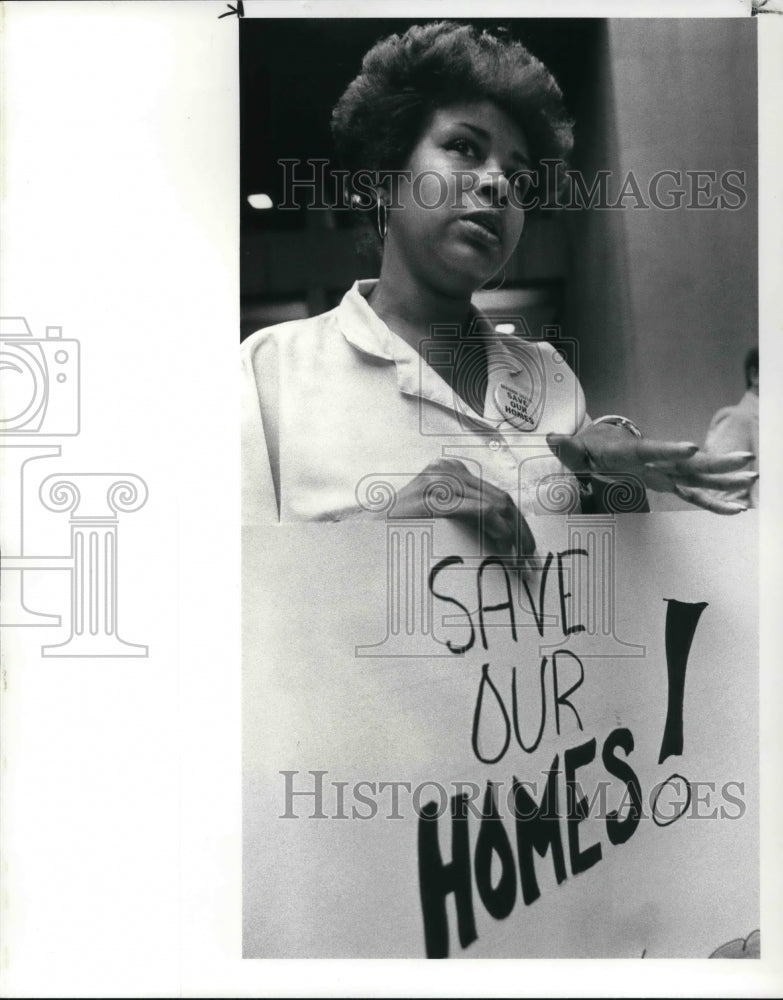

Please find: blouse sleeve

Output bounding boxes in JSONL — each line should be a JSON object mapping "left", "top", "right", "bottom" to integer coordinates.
{"left": 241, "top": 335, "right": 280, "bottom": 525}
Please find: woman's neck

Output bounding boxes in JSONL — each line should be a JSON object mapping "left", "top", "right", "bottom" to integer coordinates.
{"left": 367, "top": 258, "right": 473, "bottom": 350}
{"left": 367, "top": 256, "right": 489, "bottom": 414}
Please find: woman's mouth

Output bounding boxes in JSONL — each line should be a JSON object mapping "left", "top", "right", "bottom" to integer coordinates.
{"left": 458, "top": 211, "right": 503, "bottom": 247}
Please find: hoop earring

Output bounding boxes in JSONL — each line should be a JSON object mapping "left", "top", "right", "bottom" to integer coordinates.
{"left": 482, "top": 266, "right": 506, "bottom": 291}
{"left": 376, "top": 199, "right": 388, "bottom": 241}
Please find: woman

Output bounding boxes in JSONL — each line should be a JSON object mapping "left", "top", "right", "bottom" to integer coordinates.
{"left": 241, "top": 22, "right": 755, "bottom": 551}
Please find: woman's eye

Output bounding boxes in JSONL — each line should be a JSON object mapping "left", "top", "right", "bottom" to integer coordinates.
{"left": 448, "top": 138, "right": 477, "bottom": 157}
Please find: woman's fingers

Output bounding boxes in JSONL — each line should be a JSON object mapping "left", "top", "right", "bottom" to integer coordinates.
{"left": 548, "top": 430, "right": 701, "bottom": 474}
{"left": 493, "top": 489, "right": 536, "bottom": 556}
{"left": 646, "top": 451, "right": 755, "bottom": 475}
{"left": 648, "top": 470, "right": 758, "bottom": 492}
{"left": 672, "top": 484, "right": 748, "bottom": 515}
{"left": 637, "top": 465, "right": 678, "bottom": 494}
{"left": 591, "top": 438, "right": 699, "bottom": 472}
{"left": 516, "top": 511, "right": 537, "bottom": 557}
{"left": 640, "top": 451, "right": 757, "bottom": 504}
{"left": 440, "top": 464, "right": 536, "bottom": 556}
{"left": 624, "top": 439, "right": 699, "bottom": 464}
{"left": 447, "top": 493, "right": 514, "bottom": 549}
{"left": 397, "top": 458, "right": 536, "bottom": 556}
{"left": 467, "top": 484, "right": 523, "bottom": 552}
{"left": 546, "top": 432, "right": 591, "bottom": 472}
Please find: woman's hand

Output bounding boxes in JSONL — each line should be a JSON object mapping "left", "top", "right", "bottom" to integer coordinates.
{"left": 547, "top": 423, "right": 757, "bottom": 514}
{"left": 382, "top": 458, "right": 536, "bottom": 556}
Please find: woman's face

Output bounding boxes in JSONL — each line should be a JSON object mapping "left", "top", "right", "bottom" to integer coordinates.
{"left": 384, "top": 99, "right": 531, "bottom": 295}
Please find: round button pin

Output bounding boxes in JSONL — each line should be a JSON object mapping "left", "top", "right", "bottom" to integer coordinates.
{"left": 493, "top": 381, "right": 540, "bottom": 431}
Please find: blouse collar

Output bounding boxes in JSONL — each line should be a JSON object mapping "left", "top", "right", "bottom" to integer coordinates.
{"left": 336, "top": 278, "right": 518, "bottom": 428}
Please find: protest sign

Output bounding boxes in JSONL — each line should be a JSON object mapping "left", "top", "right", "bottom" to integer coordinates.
{"left": 243, "top": 513, "right": 757, "bottom": 958}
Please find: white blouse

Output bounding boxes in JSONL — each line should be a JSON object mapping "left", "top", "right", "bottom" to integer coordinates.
{"left": 241, "top": 279, "right": 590, "bottom": 525}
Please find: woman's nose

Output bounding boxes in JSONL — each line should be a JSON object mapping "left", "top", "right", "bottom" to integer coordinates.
{"left": 476, "top": 165, "right": 510, "bottom": 206}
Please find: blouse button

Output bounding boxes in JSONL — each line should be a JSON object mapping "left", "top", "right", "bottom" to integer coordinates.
{"left": 488, "top": 438, "right": 502, "bottom": 451}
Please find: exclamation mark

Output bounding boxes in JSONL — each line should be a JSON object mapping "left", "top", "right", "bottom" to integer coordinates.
{"left": 658, "top": 599, "right": 708, "bottom": 765}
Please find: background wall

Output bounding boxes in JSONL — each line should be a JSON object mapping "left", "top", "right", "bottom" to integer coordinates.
{"left": 563, "top": 19, "right": 758, "bottom": 447}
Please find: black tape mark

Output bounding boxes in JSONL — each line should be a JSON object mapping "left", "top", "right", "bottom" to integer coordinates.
{"left": 752, "top": 1, "right": 783, "bottom": 16}
{"left": 218, "top": 0, "right": 244, "bottom": 18}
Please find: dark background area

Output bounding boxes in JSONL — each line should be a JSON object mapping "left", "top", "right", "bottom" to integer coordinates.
{"left": 240, "top": 18, "right": 757, "bottom": 491}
